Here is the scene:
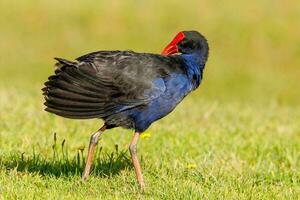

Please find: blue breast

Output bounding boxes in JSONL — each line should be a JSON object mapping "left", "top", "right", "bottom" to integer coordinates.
{"left": 130, "top": 54, "right": 203, "bottom": 132}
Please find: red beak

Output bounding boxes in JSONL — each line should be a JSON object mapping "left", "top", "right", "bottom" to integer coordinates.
{"left": 161, "top": 32, "right": 185, "bottom": 56}
{"left": 161, "top": 44, "right": 179, "bottom": 56}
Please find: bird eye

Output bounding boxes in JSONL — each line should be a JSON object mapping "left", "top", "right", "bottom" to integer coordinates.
{"left": 181, "top": 42, "right": 189, "bottom": 48}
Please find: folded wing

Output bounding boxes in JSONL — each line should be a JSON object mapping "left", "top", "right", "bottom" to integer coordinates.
{"left": 43, "top": 51, "right": 182, "bottom": 119}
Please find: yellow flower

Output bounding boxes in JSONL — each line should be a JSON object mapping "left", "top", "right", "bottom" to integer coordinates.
{"left": 140, "top": 132, "right": 151, "bottom": 139}
{"left": 187, "top": 163, "right": 197, "bottom": 169}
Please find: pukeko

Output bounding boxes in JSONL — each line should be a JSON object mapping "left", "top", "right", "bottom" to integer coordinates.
{"left": 42, "top": 30, "right": 209, "bottom": 190}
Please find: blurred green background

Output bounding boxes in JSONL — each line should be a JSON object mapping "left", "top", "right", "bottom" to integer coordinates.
{"left": 0, "top": 0, "right": 300, "bottom": 199}
{"left": 1, "top": 0, "right": 299, "bottom": 104}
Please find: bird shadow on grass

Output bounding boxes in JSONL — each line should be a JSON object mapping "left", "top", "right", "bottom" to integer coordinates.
{"left": 1, "top": 133, "right": 132, "bottom": 179}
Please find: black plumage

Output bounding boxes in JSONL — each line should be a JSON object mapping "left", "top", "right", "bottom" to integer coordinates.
{"left": 43, "top": 50, "right": 185, "bottom": 129}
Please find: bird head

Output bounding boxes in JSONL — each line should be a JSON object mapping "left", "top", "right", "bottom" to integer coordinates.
{"left": 162, "top": 31, "right": 209, "bottom": 59}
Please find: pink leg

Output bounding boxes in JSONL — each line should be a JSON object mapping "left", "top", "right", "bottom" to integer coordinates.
{"left": 82, "top": 125, "right": 106, "bottom": 180}
{"left": 129, "top": 132, "right": 145, "bottom": 191}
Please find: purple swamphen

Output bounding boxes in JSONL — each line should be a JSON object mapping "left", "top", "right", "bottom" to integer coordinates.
{"left": 42, "top": 31, "right": 209, "bottom": 190}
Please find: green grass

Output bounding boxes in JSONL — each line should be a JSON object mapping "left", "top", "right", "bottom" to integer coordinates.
{"left": 0, "top": 0, "right": 300, "bottom": 199}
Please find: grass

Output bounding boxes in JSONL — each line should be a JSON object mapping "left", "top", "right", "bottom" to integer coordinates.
{"left": 0, "top": 0, "right": 300, "bottom": 199}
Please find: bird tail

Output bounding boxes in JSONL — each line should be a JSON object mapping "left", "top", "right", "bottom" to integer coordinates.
{"left": 42, "top": 58, "right": 112, "bottom": 119}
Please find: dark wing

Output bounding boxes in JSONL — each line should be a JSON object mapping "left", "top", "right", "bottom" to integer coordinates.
{"left": 43, "top": 50, "right": 184, "bottom": 119}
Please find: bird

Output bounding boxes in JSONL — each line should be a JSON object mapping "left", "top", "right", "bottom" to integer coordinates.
{"left": 42, "top": 30, "right": 209, "bottom": 190}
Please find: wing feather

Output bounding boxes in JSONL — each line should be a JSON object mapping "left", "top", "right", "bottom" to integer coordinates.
{"left": 43, "top": 51, "right": 184, "bottom": 119}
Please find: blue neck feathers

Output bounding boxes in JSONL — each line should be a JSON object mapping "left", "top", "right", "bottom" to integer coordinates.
{"left": 180, "top": 52, "right": 206, "bottom": 89}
